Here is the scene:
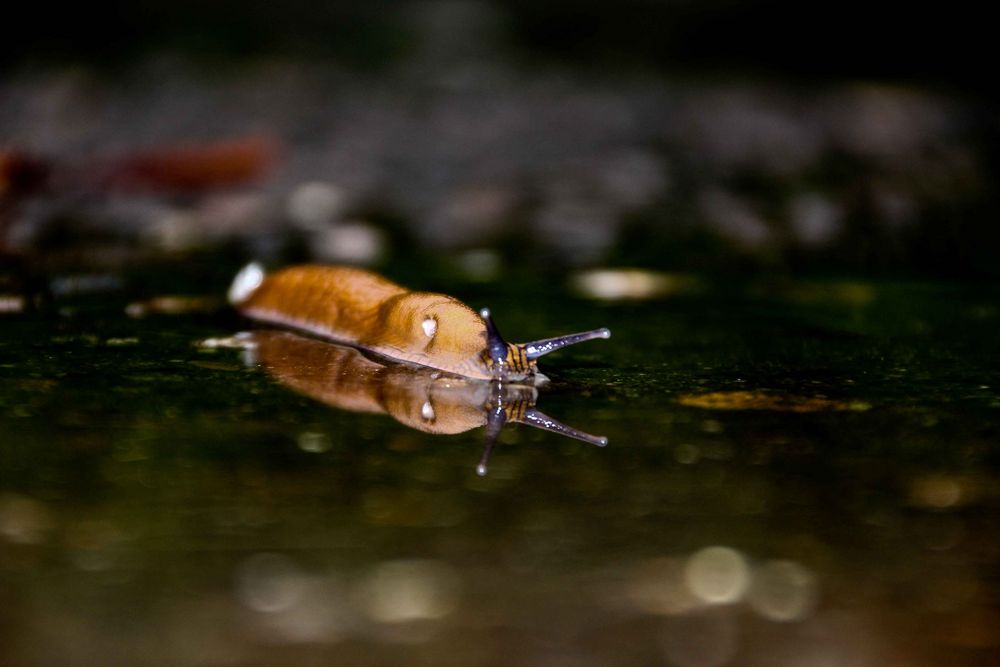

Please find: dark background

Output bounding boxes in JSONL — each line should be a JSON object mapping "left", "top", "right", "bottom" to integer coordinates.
{"left": 2, "top": 1, "right": 998, "bottom": 279}
{"left": 3, "top": 2, "right": 990, "bottom": 90}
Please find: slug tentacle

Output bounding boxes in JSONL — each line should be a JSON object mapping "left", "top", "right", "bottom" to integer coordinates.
{"left": 524, "top": 328, "right": 611, "bottom": 360}
{"left": 230, "top": 263, "right": 610, "bottom": 382}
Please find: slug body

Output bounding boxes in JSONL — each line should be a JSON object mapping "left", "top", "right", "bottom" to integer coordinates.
{"left": 230, "top": 263, "right": 609, "bottom": 382}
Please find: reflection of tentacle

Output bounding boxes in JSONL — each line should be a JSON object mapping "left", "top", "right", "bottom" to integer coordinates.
{"left": 519, "top": 408, "right": 609, "bottom": 447}
{"left": 477, "top": 404, "right": 507, "bottom": 477}
{"left": 244, "top": 329, "right": 607, "bottom": 474}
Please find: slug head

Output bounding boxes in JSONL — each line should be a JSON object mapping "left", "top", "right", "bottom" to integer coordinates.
{"left": 478, "top": 308, "right": 611, "bottom": 383}
{"left": 478, "top": 308, "right": 538, "bottom": 381}
{"left": 377, "top": 293, "right": 610, "bottom": 382}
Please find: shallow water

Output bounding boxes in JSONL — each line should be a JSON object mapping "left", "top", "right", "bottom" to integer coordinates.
{"left": 1, "top": 273, "right": 998, "bottom": 666}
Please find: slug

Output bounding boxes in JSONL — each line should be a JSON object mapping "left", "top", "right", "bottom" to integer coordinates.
{"left": 229, "top": 263, "right": 609, "bottom": 382}
{"left": 245, "top": 330, "right": 607, "bottom": 474}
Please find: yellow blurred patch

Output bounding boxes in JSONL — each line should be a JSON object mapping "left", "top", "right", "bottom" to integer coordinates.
{"left": 676, "top": 390, "right": 869, "bottom": 412}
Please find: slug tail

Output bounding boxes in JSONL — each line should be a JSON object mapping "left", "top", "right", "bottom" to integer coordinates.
{"left": 228, "top": 262, "right": 265, "bottom": 305}
{"left": 523, "top": 328, "right": 611, "bottom": 360}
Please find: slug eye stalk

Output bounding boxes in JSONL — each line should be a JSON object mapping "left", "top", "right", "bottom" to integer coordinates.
{"left": 479, "top": 308, "right": 509, "bottom": 366}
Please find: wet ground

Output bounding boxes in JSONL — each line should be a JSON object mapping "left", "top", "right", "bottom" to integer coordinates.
{"left": 1, "top": 269, "right": 997, "bottom": 666}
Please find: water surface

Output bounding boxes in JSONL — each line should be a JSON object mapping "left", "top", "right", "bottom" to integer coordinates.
{"left": 1, "top": 275, "right": 998, "bottom": 666}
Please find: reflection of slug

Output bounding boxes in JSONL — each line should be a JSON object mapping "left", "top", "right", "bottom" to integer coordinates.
{"left": 229, "top": 263, "right": 609, "bottom": 382}
{"left": 247, "top": 330, "right": 607, "bottom": 474}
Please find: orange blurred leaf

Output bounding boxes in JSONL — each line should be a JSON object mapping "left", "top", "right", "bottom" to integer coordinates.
{"left": 100, "top": 136, "right": 281, "bottom": 192}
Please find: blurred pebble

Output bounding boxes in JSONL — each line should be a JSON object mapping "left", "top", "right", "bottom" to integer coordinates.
{"left": 256, "top": 575, "right": 354, "bottom": 644}
{"left": 571, "top": 269, "right": 694, "bottom": 301}
{"left": 310, "top": 222, "right": 384, "bottom": 264}
{"left": 147, "top": 193, "right": 269, "bottom": 252}
{"left": 909, "top": 475, "right": 970, "bottom": 509}
{"left": 825, "top": 85, "right": 954, "bottom": 160}
{"left": 424, "top": 185, "right": 518, "bottom": 248}
{"left": 684, "top": 546, "right": 750, "bottom": 605}
{"left": 698, "top": 188, "right": 772, "bottom": 249}
{"left": 288, "top": 182, "right": 346, "bottom": 230}
{"left": 872, "top": 185, "right": 918, "bottom": 228}
{"left": 355, "top": 559, "right": 461, "bottom": 624}
{"left": 700, "top": 419, "right": 724, "bottom": 434}
{"left": 297, "top": 431, "right": 331, "bottom": 453}
{"left": 126, "top": 295, "right": 222, "bottom": 317}
{"left": 534, "top": 198, "right": 619, "bottom": 265}
{"left": 196, "top": 332, "right": 255, "bottom": 349}
{"left": 0, "top": 494, "right": 52, "bottom": 544}
{"left": 105, "top": 337, "right": 138, "bottom": 346}
{"left": 673, "top": 443, "right": 700, "bottom": 465}
{"left": 236, "top": 553, "right": 306, "bottom": 613}
{"left": 149, "top": 210, "right": 202, "bottom": 252}
{"left": 595, "top": 149, "right": 670, "bottom": 209}
{"left": 0, "top": 295, "right": 26, "bottom": 313}
{"left": 747, "top": 560, "right": 819, "bottom": 622}
{"left": 674, "top": 88, "right": 823, "bottom": 174}
{"left": 789, "top": 192, "right": 842, "bottom": 246}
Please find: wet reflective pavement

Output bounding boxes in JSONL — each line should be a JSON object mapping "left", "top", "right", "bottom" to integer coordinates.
{"left": 1, "top": 276, "right": 998, "bottom": 666}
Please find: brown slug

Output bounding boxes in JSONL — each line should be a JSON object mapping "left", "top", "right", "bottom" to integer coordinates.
{"left": 244, "top": 330, "right": 608, "bottom": 474}
{"left": 229, "top": 263, "right": 609, "bottom": 383}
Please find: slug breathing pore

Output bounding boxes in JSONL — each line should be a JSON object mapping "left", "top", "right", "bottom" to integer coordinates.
{"left": 229, "top": 263, "right": 610, "bottom": 382}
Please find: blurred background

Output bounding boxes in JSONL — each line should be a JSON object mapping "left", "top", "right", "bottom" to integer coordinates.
{"left": 3, "top": 0, "right": 998, "bottom": 281}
